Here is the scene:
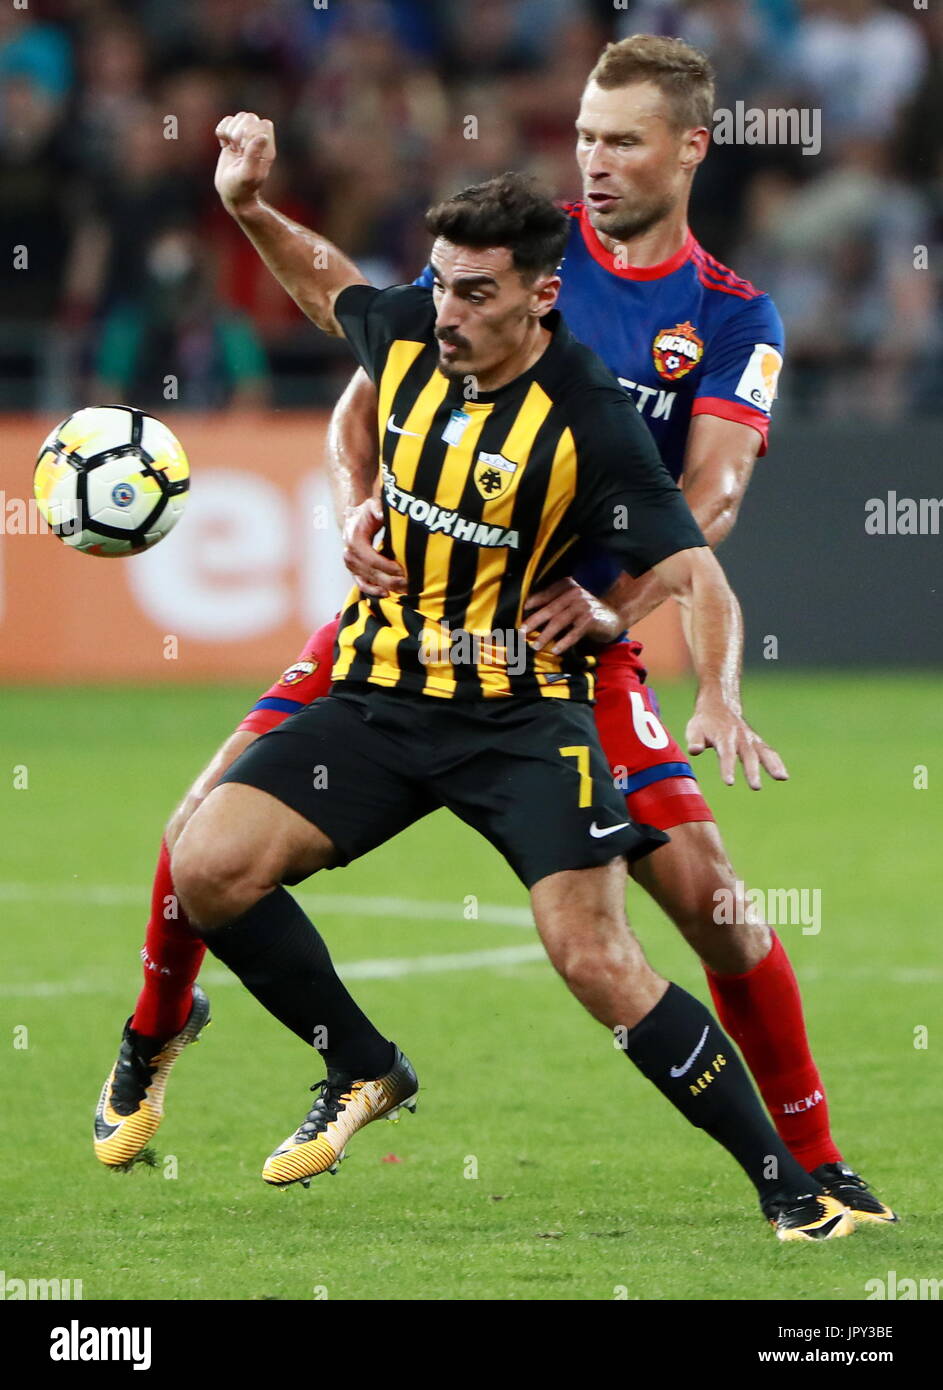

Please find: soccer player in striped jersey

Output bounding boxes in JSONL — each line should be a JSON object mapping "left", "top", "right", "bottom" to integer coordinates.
{"left": 171, "top": 151, "right": 855, "bottom": 1238}
{"left": 94, "top": 37, "right": 893, "bottom": 1227}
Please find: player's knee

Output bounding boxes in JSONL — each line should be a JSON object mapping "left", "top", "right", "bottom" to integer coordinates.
{"left": 164, "top": 793, "right": 202, "bottom": 853}
{"left": 552, "top": 929, "right": 640, "bottom": 997}
{"left": 552, "top": 942, "right": 601, "bottom": 997}
{"left": 673, "top": 861, "right": 772, "bottom": 971}
{"left": 670, "top": 887, "right": 769, "bottom": 971}
{"left": 674, "top": 881, "right": 772, "bottom": 973}
{"left": 170, "top": 834, "right": 259, "bottom": 934}
{"left": 671, "top": 884, "right": 727, "bottom": 940}
{"left": 698, "top": 922, "right": 771, "bottom": 975}
{"left": 656, "top": 834, "right": 741, "bottom": 936}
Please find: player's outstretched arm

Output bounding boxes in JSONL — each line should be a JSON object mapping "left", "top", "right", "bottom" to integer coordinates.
{"left": 328, "top": 368, "right": 407, "bottom": 596}
{"left": 602, "top": 416, "right": 760, "bottom": 629}
{"left": 652, "top": 546, "right": 787, "bottom": 790}
{"left": 215, "top": 111, "right": 367, "bottom": 335}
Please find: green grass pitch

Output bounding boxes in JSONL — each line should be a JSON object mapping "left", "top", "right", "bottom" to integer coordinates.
{"left": 1, "top": 674, "right": 939, "bottom": 1301}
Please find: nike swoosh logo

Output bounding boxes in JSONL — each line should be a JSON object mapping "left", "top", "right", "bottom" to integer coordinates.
{"left": 589, "top": 820, "right": 631, "bottom": 839}
{"left": 813, "top": 1213, "right": 847, "bottom": 1239}
{"left": 669, "top": 1025, "right": 710, "bottom": 1078}
{"left": 387, "top": 413, "right": 422, "bottom": 438}
{"left": 94, "top": 1114, "right": 121, "bottom": 1140}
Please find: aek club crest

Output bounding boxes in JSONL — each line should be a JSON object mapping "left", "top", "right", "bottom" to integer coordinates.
{"left": 473, "top": 451, "right": 518, "bottom": 501}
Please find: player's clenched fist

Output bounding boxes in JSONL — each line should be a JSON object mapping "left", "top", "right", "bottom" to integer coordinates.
{"left": 215, "top": 112, "right": 276, "bottom": 214}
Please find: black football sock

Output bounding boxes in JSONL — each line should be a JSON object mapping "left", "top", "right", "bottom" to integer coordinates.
{"left": 620, "top": 983, "right": 816, "bottom": 1205}
{"left": 202, "top": 887, "right": 395, "bottom": 1078}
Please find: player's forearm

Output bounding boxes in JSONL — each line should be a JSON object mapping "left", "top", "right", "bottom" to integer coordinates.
{"left": 654, "top": 548, "right": 743, "bottom": 713}
{"left": 327, "top": 369, "right": 381, "bottom": 527}
{"left": 687, "top": 560, "right": 744, "bottom": 716}
{"left": 604, "top": 483, "right": 740, "bottom": 628}
{"left": 226, "top": 197, "right": 365, "bottom": 334}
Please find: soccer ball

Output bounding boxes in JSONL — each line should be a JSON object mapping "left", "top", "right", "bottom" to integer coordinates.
{"left": 33, "top": 405, "right": 190, "bottom": 557}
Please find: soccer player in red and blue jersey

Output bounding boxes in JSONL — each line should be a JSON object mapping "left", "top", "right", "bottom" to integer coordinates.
{"left": 94, "top": 35, "right": 894, "bottom": 1225}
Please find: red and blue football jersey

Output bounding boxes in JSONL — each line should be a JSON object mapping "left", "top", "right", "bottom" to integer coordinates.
{"left": 556, "top": 201, "right": 784, "bottom": 484}
{"left": 556, "top": 202, "right": 784, "bottom": 596}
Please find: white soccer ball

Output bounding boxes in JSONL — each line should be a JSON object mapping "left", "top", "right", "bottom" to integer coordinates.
{"left": 33, "top": 405, "right": 190, "bottom": 557}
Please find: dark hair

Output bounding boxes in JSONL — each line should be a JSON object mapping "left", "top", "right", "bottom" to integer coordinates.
{"left": 588, "top": 34, "right": 714, "bottom": 132}
{"left": 424, "top": 172, "right": 569, "bottom": 282}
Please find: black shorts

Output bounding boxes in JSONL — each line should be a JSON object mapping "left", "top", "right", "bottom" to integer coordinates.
{"left": 220, "top": 688, "right": 669, "bottom": 889}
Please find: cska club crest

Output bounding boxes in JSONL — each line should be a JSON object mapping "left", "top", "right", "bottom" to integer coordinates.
{"left": 652, "top": 321, "right": 704, "bottom": 381}
{"left": 278, "top": 659, "right": 319, "bottom": 687}
{"left": 473, "top": 450, "right": 518, "bottom": 500}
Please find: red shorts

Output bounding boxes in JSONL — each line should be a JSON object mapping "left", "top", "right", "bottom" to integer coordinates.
{"left": 592, "top": 640, "right": 713, "bottom": 830}
{"left": 238, "top": 625, "right": 713, "bottom": 832}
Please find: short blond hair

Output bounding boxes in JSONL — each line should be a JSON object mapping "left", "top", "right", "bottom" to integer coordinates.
{"left": 588, "top": 34, "right": 715, "bottom": 131}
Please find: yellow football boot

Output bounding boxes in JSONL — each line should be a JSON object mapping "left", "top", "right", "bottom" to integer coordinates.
{"left": 94, "top": 986, "right": 210, "bottom": 1166}
{"left": 263, "top": 1046, "right": 418, "bottom": 1188}
{"left": 811, "top": 1164, "right": 898, "bottom": 1226}
{"left": 766, "top": 1191, "right": 855, "bottom": 1241}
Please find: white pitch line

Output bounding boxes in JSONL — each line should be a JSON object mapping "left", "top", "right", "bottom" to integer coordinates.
{"left": 0, "top": 881, "right": 534, "bottom": 928}
{"left": 4, "top": 948, "right": 940, "bottom": 1000}
{"left": 0, "top": 943, "right": 548, "bottom": 999}
{"left": 3, "top": 883, "right": 940, "bottom": 995}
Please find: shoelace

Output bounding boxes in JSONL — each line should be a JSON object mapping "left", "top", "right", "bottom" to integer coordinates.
{"left": 765, "top": 1191, "right": 822, "bottom": 1220}
{"left": 297, "top": 1078, "right": 358, "bottom": 1138}
{"left": 831, "top": 1171, "right": 867, "bottom": 1192}
{"left": 111, "top": 1037, "right": 162, "bottom": 1114}
{"left": 815, "top": 1163, "right": 868, "bottom": 1193}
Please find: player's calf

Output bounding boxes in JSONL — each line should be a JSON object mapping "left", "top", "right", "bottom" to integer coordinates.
{"left": 96, "top": 640, "right": 335, "bottom": 1166}
{"left": 633, "top": 822, "right": 896, "bottom": 1219}
{"left": 530, "top": 861, "right": 851, "bottom": 1240}
{"left": 631, "top": 820, "right": 771, "bottom": 975}
{"left": 130, "top": 730, "right": 262, "bottom": 1042}
{"left": 531, "top": 860, "right": 666, "bottom": 1029}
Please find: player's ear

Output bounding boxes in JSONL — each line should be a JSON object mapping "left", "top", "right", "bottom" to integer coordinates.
{"left": 680, "top": 125, "right": 710, "bottom": 173}
{"left": 531, "top": 273, "right": 561, "bottom": 317}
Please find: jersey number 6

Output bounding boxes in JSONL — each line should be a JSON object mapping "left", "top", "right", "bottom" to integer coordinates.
{"left": 629, "top": 691, "right": 670, "bottom": 750}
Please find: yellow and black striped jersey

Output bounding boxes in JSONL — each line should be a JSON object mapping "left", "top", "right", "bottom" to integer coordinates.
{"left": 332, "top": 282, "right": 704, "bottom": 700}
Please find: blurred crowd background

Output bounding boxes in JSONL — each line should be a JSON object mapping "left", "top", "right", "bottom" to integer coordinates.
{"left": 1, "top": 0, "right": 940, "bottom": 417}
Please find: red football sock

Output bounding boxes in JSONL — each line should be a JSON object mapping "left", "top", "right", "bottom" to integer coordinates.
{"left": 705, "top": 934, "right": 843, "bottom": 1173}
{"left": 131, "top": 838, "right": 206, "bottom": 1039}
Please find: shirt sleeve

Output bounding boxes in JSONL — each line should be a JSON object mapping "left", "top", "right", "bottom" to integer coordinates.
{"left": 333, "top": 282, "right": 434, "bottom": 383}
{"left": 569, "top": 544, "right": 624, "bottom": 597}
{"left": 692, "top": 294, "right": 785, "bottom": 455}
{"left": 569, "top": 389, "right": 706, "bottom": 577}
